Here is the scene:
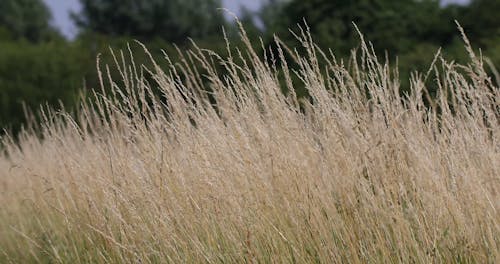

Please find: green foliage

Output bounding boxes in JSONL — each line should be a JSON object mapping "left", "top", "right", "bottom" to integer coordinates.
{"left": 461, "top": 0, "right": 500, "bottom": 46}
{"left": 268, "top": 0, "right": 452, "bottom": 55}
{"left": 0, "top": 41, "right": 89, "bottom": 133}
{"left": 71, "top": 0, "right": 226, "bottom": 43}
{"left": 0, "top": 0, "right": 59, "bottom": 42}
{"left": 1, "top": 0, "right": 500, "bottom": 135}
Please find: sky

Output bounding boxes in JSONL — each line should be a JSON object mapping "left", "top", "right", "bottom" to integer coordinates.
{"left": 43, "top": 0, "right": 469, "bottom": 39}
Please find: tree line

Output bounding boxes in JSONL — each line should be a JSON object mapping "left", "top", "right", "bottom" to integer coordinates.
{"left": 0, "top": 0, "right": 499, "bottom": 134}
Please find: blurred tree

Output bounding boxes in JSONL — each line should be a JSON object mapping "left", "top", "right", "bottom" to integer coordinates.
{"left": 0, "top": 26, "right": 14, "bottom": 41}
{"left": 270, "top": 0, "right": 452, "bottom": 55}
{"left": 258, "top": 0, "right": 290, "bottom": 33}
{"left": 460, "top": 0, "right": 500, "bottom": 46}
{"left": 72, "top": 0, "right": 226, "bottom": 42}
{"left": 0, "top": 41, "right": 88, "bottom": 134}
{"left": 0, "top": 0, "right": 59, "bottom": 42}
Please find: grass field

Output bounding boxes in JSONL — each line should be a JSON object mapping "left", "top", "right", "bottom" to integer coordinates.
{"left": 1, "top": 26, "right": 499, "bottom": 263}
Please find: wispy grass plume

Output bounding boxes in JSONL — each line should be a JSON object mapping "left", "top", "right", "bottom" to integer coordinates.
{"left": 0, "top": 26, "right": 499, "bottom": 263}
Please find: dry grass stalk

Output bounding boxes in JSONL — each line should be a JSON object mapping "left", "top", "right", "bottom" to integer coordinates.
{"left": 0, "top": 27, "right": 499, "bottom": 263}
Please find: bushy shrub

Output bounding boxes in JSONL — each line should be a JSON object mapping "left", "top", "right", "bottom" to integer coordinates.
{"left": 0, "top": 40, "right": 88, "bottom": 133}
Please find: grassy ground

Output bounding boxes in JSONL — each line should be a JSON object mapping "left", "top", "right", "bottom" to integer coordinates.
{"left": 1, "top": 26, "right": 499, "bottom": 263}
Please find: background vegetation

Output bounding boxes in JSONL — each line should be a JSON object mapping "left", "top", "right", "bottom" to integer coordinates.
{"left": 0, "top": 0, "right": 499, "bottom": 134}
{"left": 0, "top": 16, "right": 498, "bottom": 263}
{"left": 0, "top": 0, "right": 498, "bottom": 262}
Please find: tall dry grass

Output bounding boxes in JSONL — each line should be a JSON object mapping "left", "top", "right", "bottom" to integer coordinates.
{"left": 0, "top": 25, "right": 499, "bottom": 263}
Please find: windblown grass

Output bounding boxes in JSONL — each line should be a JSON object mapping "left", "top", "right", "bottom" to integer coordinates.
{"left": 0, "top": 25, "right": 499, "bottom": 263}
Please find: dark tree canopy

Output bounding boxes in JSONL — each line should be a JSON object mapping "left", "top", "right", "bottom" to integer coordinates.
{"left": 461, "top": 0, "right": 500, "bottom": 45}
{"left": 0, "top": 0, "right": 57, "bottom": 42}
{"left": 1, "top": 0, "right": 500, "bottom": 135}
{"left": 267, "top": 0, "right": 452, "bottom": 55}
{"left": 72, "top": 0, "right": 226, "bottom": 42}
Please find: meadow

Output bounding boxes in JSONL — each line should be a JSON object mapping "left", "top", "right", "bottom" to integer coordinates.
{"left": 0, "top": 25, "right": 498, "bottom": 263}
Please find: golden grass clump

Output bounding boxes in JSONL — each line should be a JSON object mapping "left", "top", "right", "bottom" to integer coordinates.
{"left": 0, "top": 26, "right": 499, "bottom": 263}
